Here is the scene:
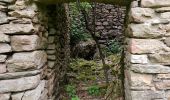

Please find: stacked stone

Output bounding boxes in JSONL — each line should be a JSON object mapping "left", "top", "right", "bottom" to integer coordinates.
{"left": 46, "top": 4, "right": 70, "bottom": 99}
{"left": 94, "top": 3, "right": 126, "bottom": 44}
{"left": 0, "top": 0, "right": 49, "bottom": 99}
{"left": 125, "top": 0, "right": 170, "bottom": 100}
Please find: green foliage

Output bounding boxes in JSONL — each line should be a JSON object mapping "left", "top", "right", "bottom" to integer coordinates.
{"left": 87, "top": 85, "right": 100, "bottom": 96}
{"left": 69, "top": 59, "right": 103, "bottom": 81}
{"left": 71, "top": 96, "right": 80, "bottom": 100}
{"left": 69, "top": 2, "right": 91, "bottom": 45}
{"left": 106, "top": 40, "right": 122, "bottom": 54}
{"left": 65, "top": 85, "right": 77, "bottom": 97}
{"left": 65, "top": 85, "right": 80, "bottom": 100}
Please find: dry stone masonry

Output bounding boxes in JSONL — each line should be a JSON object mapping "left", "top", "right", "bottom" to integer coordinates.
{"left": 0, "top": 0, "right": 69, "bottom": 100}
{"left": 1, "top": 0, "right": 170, "bottom": 100}
{"left": 125, "top": 0, "right": 170, "bottom": 100}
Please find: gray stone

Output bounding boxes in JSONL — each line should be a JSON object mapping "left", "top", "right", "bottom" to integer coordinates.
{"left": 156, "top": 80, "right": 170, "bottom": 90}
{"left": 0, "top": 93, "right": 11, "bottom": 100}
{"left": 0, "top": 0, "right": 15, "bottom": 3}
{"left": 160, "top": 12, "right": 170, "bottom": 19}
{"left": 131, "top": 91, "right": 165, "bottom": 100}
{"left": 0, "top": 70, "right": 40, "bottom": 80}
{"left": 128, "top": 39, "right": 170, "bottom": 54}
{"left": 130, "top": 7, "right": 155, "bottom": 23}
{"left": 165, "top": 90, "right": 170, "bottom": 100}
{"left": 0, "top": 11, "right": 8, "bottom": 24}
{"left": 9, "top": 9, "right": 36, "bottom": 18}
{"left": 157, "top": 74, "right": 170, "bottom": 79}
{"left": 22, "top": 81, "right": 45, "bottom": 100}
{"left": 0, "top": 24, "right": 35, "bottom": 35}
{"left": 0, "top": 64, "right": 6, "bottom": 74}
{"left": 11, "top": 35, "right": 42, "bottom": 51}
{"left": 38, "top": 88, "right": 48, "bottom": 100}
{"left": 141, "top": 0, "right": 170, "bottom": 7}
{"left": 132, "top": 64, "right": 170, "bottom": 74}
{"left": 0, "top": 43, "right": 12, "bottom": 53}
{"left": 165, "top": 37, "right": 170, "bottom": 47}
{"left": 46, "top": 50, "right": 56, "bottom": 55}
{"left": 156, "top": 7, "right": 170, "bottom": 13}
{"left": 129, "top": 71, "right": 153, "bottom": 90}
{"left": 0, "top": 5, "right": 7, "bottom": 12}
{"left": 0, "top": 75, "right": 40, "bottom": 93}
{"left": 128, "top": 24, "right": 166, "bottom": 38}
{"left": 130, "top": 54, "right": 148, "bottom": 64}
{"left": 48, "top": 61, "right": 55, "bottom": 68}
{"left": 0, "top": 55, "right": 7, "bottom": 62}
{"left": 0, "top": 33, "right": 10, "bottom": 43}
{"left": 149, "top": 52, "right": 170, "bottom": 65}
{"left": 12, "top": 92, "right": 24, "bottom": 100}
{"left": 47, "top": 55, "right": 56, "bottom": 61}
{"left": 7, "top": 51, "right": 47, "bottom": 72}
{"left": 47, "top": 44, "right": 55, "bottom": 50}
{"left": 48, "top": 36, "right": 55, "bottom": 44}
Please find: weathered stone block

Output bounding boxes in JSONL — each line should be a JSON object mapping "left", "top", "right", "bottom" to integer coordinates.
{"left": 0, "top": 55, "right": 7, "bottom": 62}
{"left": 149, "top": 52, "right": 170, "bottom": 65}
{"left": 0, "top": 24, "right": 35, "bottom": 35}
{"left": 46, "top": 50, "right": 56, "bottom": 55}
{"left": 128, "top": 24, "right": 166, "bottom": 38}
{"left": 130, "top": 54, "right": 148, "bottom": 64}
{"left": 141, "top": 0, "right": 170, "bottom": 7}
{"left": 48, "top": 61, "right": 55, "bottom": 68}
{"left": 160, "top": 12, "right": 170, "bottom": 19}
{"left": 0, "top": 75, "right": 40, "bottom": 93}
{"left": 132, "top": 64, "right": 170, "bottom": 74}
{"left": 0, "top": 93, "right": 11, "bottom": 100}
{"left": 0, "top": 5, "right": 7, "bottom": 12}
{"left": 129, "top": 71, "right": 153, "bottom": 90}
{"left": 157, "top": 74, "right": 170, "bottom": 79}
{"left": 7, "top": 51, "right": 47, "bottom": 72}
{"left": 11, "top": 35, "right": 42, "bottom": 51}
{"left": 22, "top": 81, "right": 45, "bottom": 100}
{"left": 0, "top": 70, "right": 40, "bottom": 80}
{"left": 12, "top": 92, "right": 24, "bottom": 100}
{"left": 156, "top": 7, "right": 170, "bottom": 13}
{"left": 131, "top": 91, "right": 165, "bottom": 100}
{"left": 0, "top": 11, "right": 8, "bottom": 24}
{"left": 0, "top": 33, "right": 10, "bottom": 43}
{"left": 164, "top": 37, "right": 170, "bottom": 47}
{"left": 0, "top": 0, "right": 15, "bottom": 3}
{"left": 48, "top": 36, "right": 55, "bottom": 44}
{"left": 130, "top": 7, "right": 155, "bottom": 23}
{"left": 156, "top": 80, "right": 170, "bottom": 90}
{"left": 0, "top": 64, "right": 6, "bottom": 74}
{"left": 47, "top": 55, "right": 56, "bottom": 61}
{"left": 0, "top": 43, "right": 12, "bottom": 53}
{"left": 47, "top": 44, "right": 55, "bottom": 50}
{"left": 9, "top": 9, "right": 36, "bottom": 18}
{"left": 128, "top": 39, "right": 170, "bottom": 54}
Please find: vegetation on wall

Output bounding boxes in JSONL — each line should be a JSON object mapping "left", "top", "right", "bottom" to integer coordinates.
{"left": 69, "top": 2, "right": 91, "bottom": 45}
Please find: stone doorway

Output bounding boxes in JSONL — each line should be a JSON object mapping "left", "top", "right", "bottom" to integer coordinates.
{"left": 1, "top": 0, "right": 170, "bottom": 100}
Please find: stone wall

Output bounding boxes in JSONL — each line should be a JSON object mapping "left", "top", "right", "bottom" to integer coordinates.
{"left": 0, "top": 0, "right": 69, "bottom": 100}
{"left": 95, "top": 3, "right": 126, "bottom": 44}
{"left": 125, "top": 0, "right": 170, "bottom": 100}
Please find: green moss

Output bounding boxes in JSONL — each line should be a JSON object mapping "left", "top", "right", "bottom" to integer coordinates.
{"left": 68, "top": 54, "right": 122, "bottom": 82}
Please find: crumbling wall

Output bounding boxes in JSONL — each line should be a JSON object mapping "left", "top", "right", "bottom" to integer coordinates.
{"left": 95, "top": 3, "right": 126, "bottom": 44}
{"left": 125, "top": 0, "right": 170, "bottom": 100}
{"left": 0, "top": 0, "right": 69, "bottom": 100}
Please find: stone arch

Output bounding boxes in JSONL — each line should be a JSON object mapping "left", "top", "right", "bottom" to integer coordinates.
{"left": 0, "top": 0, "right": 170, "bottom": 100}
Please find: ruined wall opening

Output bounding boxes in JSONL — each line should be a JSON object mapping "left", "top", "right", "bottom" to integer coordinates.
{"left": 1, "top": 0, "right": 170, "bottom": 100}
